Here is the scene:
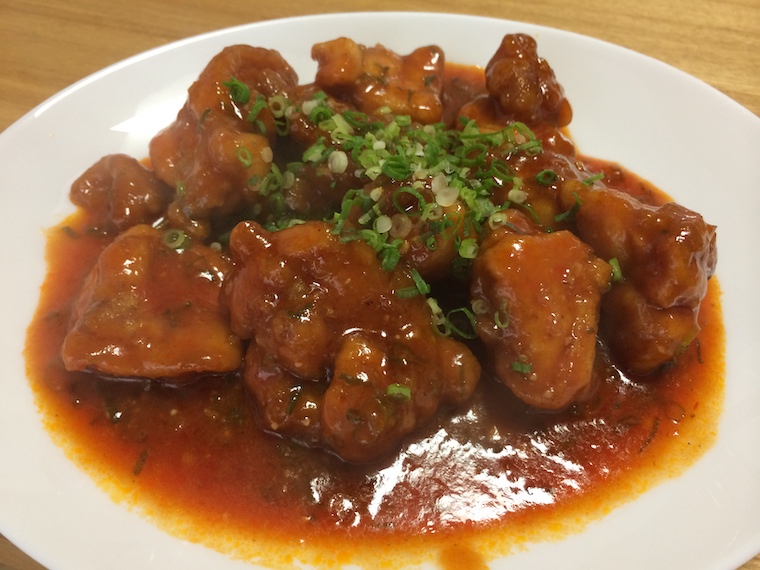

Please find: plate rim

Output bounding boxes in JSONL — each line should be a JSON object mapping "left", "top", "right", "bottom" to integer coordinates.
{"left": 1, "top": 11, "right": 759, "bottom": 570}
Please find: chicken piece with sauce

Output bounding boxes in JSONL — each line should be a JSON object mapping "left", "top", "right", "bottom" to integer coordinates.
{"left": 471, "top": 211, "right": 611, "bottom": 410}
{"left": 224, "top": 220, "right": 481, "bottom": 462}
{"left": 559, "top": 179, "right": 718, "bottom": 374}
{"left": 149, "top": 45, "right": 299, "bottom": 239}
{"left": 70, "top": 154, "right": 173, "bottom": 233}
{"left": 311, "top": 37, "right": 445, "bottom": 125}
{"left": 61, "top": 225, "right": 242, "bottom": 381}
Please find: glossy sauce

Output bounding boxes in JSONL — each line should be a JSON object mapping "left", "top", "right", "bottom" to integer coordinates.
{"left": 25, "top": 203, "right": 723, "bottom": 569}
{"left": 24, "top": 62, "right": 724, "bottom": 569}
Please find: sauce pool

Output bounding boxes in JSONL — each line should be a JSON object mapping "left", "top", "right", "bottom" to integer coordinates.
{"left": 24, "top": 172, "right": 724, "bottom": 568}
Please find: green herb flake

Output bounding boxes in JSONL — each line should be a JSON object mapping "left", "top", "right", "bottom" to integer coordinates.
{"left": 222, "top": 77, "right": 251, "bottom": 105}
{"left": 554, "top": 192, "right": 582, "bottom": 223}
{"left": 511, "top": 360, "right": 532, "bottom": 375}
{"left": 386, "top": 383, "right": 412, "bottom": 401}
{"left": 609, "top": 257, "right": 624, "bottom": 282}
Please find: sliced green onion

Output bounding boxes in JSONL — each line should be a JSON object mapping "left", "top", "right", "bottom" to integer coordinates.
{"left": 446, "top": 307, "right": 477, "bottom": 340}
{"left": 268, "top": 94, "right": 289, "bottom": 118}
{"left": 410, "top": 269, "right": 431, "bottom": 295}
{"left": 374, "top": 214, "right": 392, "bottom": 234}
{"left": 536, "top": 169, "right": 559, "bottom": 185}
{"left": 397, "top": 269, "right": 431, "bottom": 298}
{"left": 380, "top": 244, "right": 402, "bottom": 271}
{"left": 303, "top": 139, "right": 329, "bottom": 164}
{"left": 427, "top": 297, "right": 450, "bottom": 335}
{"left": 342, "top": 110, "right": 370, "bottom": 128}
{"left": 582, "top": 173, "right": 605, "bottom": 186}
{"left": 471, "top": 298, "right": 489, "bottom": 315}
{"left": 392, "top": 186, "right": 427, "bottom": 214}
{"left": 163, "top": 228, "right": 188, "bottom": 250}
{"left": 554, "top": 191, "right": 582, "bottom": 223}
{"left": 609, "top": 257, "right": 624, "bottom": 282}
{"left": 511, "top": 361, "right": 532, "bottom": 375}
{"left": 309, "top": 103, "right": 333, "bottom": 124}
{"left": 386, "top": 383, "right": 411, "bottom": 401}
{"left": 246, "top": 94, "right": 268, "bottom": 123}
{"left": 494, "top": 300, "right": 510, "bottom": 329}
{"left": 458, "top": 238, "right": 479, "bottom": 259}
{"left": 488, "top": 211, "right": 508, "bottom": 229}
{"left": 269, "top": 192, "right": 286, "bottom": 215}
{"left": 389, "top": 214, "right": 413, "bottom": 239}
{"left": 237, "top": 147, "right": 253, "bottom": 168}
{"left": 222, "top": 77, "right": 250, "bottom": 105}
{"left": 328, "top": 150, "right": 349, "bottom": 174}
{"left": 381, "top": 155, "right": 413, "bottom": 180}
{"left": 507, "top": 188, "right": 528, "bottom": 204}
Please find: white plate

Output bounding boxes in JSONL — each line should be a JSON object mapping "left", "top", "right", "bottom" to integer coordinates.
{"left": 1, "top": 12, "right": 759, "bottom": 570}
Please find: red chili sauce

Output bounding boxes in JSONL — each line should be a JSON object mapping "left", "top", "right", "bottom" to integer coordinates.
{"left": 24, "top": 60, "right": 724, "bottom": 569}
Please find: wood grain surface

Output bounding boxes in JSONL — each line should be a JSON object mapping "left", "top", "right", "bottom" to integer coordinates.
{"left": 0, "top": 0, "right": 758, "bottom": 568}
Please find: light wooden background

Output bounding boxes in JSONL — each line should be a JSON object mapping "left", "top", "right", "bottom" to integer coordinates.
{"left": 0, "top": 0, "right": 758, "bottom": 568}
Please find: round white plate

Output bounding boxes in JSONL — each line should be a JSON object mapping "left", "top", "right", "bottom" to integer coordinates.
{"left": 1, "top": 12, "right": 759, "bottom": 570}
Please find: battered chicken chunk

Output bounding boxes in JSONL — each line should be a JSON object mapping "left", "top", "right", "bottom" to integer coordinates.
{"left": 599, "top": 282, "right": 701, "bottom": 375}
{"left": 149, "top": 45, "right": 299, "bottom": 238}
{"left": 484, "top": 33, "right": 572, "bottom": 127}
{"left": 61, "top": 225, "right": 242, "bottom": 380}
{"left": 471, "top": 218, "right": 611, "bottom": 409}
{"left": 70, "top": 154, "right": 173, "bottom": 232}
{"left": 452, "top": 33, "right": 568, "bottom": 130}
{"left": 560, "top": 179, "right": 717, "bottom": 310}
{"left": 312, "top": 37, "right": 445, "bottom": 124}
{"left": 560, "top": 179, "right": 717, "bottom": 374}
{"left": 224, "top": 220, "right": 480, "bottom": 462}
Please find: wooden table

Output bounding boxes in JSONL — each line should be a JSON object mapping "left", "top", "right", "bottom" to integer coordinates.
{"left": 0, "top": 0, "right": 758, "bottom": 568}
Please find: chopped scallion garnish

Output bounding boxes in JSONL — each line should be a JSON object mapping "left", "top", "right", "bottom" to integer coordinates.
{"left": 163, "top": 228, "right": 188, "bottom": 250}
{"left": 446, "top": 307, "right": 477, "bottom": 340}
{"left": 582, "top": 172, "right": 605, "bottom": 186}
{"left": 236, "top": 147, "right": 253, "bottom": 168}
{"left": 554, "top": 192, "right": 582, "bottom": 223}
{"left": 386, "top": 383, "right": 412, "bottom": 401}
{"left": 609, "top": 257, "right": 623, "bottom": 282}
{"left": 458, "top": 238, "right": 479, "bottom": 259}
{"left": 511, "top": 361, "right": 532, "bottom": 375}
{"left": 222, "top": 77, "right": 250, "bottom": 105}
{"left": 535, "top": 169, "right": 559, "bottom": 185}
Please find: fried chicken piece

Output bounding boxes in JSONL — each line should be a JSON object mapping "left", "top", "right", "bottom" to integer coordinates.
{"left": 224, "top": 220, "right": 480, "bottom": 462}
{"left": 559, "top": 179, "right": 717, "bottom": 374}
{"left": 70, "top": 154, "right": 173, "bottom": 232}
{"left": 471, "top": 217, "right": 611, "bottom": 409}
{"left": 560, "top": 179, "right": 717, "bottom": 309}
{"left": 599, "top": 281, "right": 700, "bottom": 375}
{"left": 61, "top": 225, "right": 242, "bottom": 380}
{"left": 485, "top": 33, "right": 572, "bottom": 127}
{"left": 149, "top": 45, "right": 299, "bottom": 238}
{"left": 312, "top": 37, "right": 445, "bottom": 124}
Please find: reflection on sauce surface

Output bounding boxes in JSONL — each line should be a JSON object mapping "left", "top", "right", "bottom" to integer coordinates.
{"left": 25, "top": 189, "right": 723, "bottom": 569}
